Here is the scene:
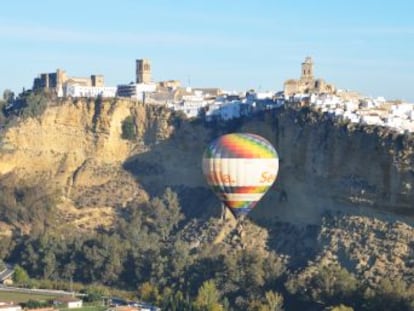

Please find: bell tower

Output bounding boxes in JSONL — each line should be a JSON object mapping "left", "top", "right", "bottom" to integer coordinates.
{"left": 136, "top": 59, "right": 151, "bottom": 84}
{"left": 300, "top": 56, "right": 314, "bottom": 82}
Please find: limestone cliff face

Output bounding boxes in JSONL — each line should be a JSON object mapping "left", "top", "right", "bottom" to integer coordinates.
{"left": 237, "top": 107, "right": 414, "bottom": 224}
{"left": 122, "top": 106, "right": 414, "bottom": 224}
{"left": 1, "top": 100, "right": 413, "bottom": 230}
{"left": 0, "top": 98, "right": 173, "bottom": 231}
{"left": 0, "top": 99, "right": 173, "bottom": 186}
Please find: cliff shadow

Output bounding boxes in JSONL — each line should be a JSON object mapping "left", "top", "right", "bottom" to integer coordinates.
{"left": 122, "top": 117, "right": 224, "bottom": 221}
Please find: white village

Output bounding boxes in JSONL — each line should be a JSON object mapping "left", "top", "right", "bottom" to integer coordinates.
{"left": 16, "top": 57, "right": 412, "bottom": 134}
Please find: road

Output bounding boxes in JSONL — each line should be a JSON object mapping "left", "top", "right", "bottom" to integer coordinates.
{"left": 0, "top": 286, "right": 86, "bottom": 297}
{"left": 0, "top": 264, "right": 85, "bottom": 297}
{"left": 0, "top": 264, "right": 14, "bottom": 282}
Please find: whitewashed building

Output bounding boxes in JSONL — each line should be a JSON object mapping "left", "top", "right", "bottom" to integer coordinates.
{"left": 116, "top": 83, "right": 157, "bottom": 100}
{"left": 64, "top": 85, "right": 117, "bottom": 98}
{"left": 174, "top": 99, "right": 209, "bottom": 118}
{"left": 360, "top": 114, "right": 384, "bottom": 126}
{"left": 172, "top": 90, "right": 211, "bottom": 118}
{"left": 390, "top": 103, "right": 414, "bottom": 118}
{"left": 0, "top": 303, "right": 22, "bottom": 311}
{"left": 53, "top": 297, "right": 83, "bottom": 309}
{"left": 220, "top": 101, "right": 241, "bottom": 120}
{"left": 343, "top": 111, "right": 360, "bottom": 123}
{"left": 343, "top": 100, "right": 359, "bottom": 112}
{"left": 205, "top": 100, "right": 243, "bottom": 121}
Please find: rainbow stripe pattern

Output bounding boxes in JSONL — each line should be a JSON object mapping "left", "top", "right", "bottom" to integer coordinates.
{"left": 204, "top": 133, "right": 277, "bottom": 159}
{"left": 202, "top": 133, "right": 279, "bottom": 218}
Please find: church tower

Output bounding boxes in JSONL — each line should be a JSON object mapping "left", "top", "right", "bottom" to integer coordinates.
{"left": 136, "top": 59, "right": 151, "bottom": 84}
{"left": 300, "top": 56, "right": 314, "bottom": 82}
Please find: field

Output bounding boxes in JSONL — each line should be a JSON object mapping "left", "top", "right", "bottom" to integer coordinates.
{"left": 0, "top": 291, "right": 105, "bottom": 311}
{"left": 58, "top": 307, "right": 106, "bottom": 311}
{"left": 0, "top": 290, "right": 58, "bottom": 302}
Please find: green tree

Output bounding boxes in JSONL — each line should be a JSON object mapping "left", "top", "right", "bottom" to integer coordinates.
{"left": 25, "top": 300, "right": 50, "bottom": 308}
{"left": 13, "top": 265, "right": 30, "bottom": 286}
{"left": 138, "top": 282, "right": 161, "bottom": 304}
{"left": 144, "top": 188, "right": 184, "bottom": 241}
{"left": 0, "top": 99, "right": 6, "bottom": 124}
{"left": 285, "top": 263, "right": 358, "bottom": 306}
{"left": 41, "top": 250, "right": 57, "bottom": 279}
{"left": 362, "top": 277, "right": 414, "bottom": 311}
{"left": 248, "top": 291, "right": 284, "bottom": 311}
{"left": 3, "top": 89, "right": 14, "bottom": 103}
{"left": 194, "top": 280, "right": 223, "bottom": 311}
{"left": 220, "top": 249, "right": 265, "bottom": 299}
{"left": 20, "top": 91, "right": 49, "bottom": 119}
{"left": 121, "top": 115, "right": 136, "bottom": 140}
{"left": 82, "top": 284, "right": 110, "bottom": 302}
{"left": 264, "top": 291, "right": 284, "bottom": 311}
{"left": 161, "top": 288, "right": 193, "bottom": 311}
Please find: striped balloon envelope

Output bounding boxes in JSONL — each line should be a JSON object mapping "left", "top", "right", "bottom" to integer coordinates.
{"left": 202, "top": 133, "right": 279, "bottom": 218}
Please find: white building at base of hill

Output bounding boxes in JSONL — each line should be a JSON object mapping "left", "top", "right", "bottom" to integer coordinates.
{"left": 0, "top": 302, "right": 22, "bottom": 311}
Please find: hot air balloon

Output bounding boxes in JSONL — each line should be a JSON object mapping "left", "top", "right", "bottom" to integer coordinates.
{"left": 202, "top": 133, "right": 279, "bottom": 218}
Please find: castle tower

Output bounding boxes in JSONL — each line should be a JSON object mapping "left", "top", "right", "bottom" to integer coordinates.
{"left": 300, "top": 56, "right": 314, "bottom": 82}
{"left": 136, "top": 59, "right": 151, "bottom": 84}
{"left": 91, "top": 74, "right": 104, "bottom": 87}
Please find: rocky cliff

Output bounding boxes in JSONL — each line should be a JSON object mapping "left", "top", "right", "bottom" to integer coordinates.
{"left": 1, "top": 99, "right": 414, "bottom": 230}
{"left": 257, "top": 106, "right": 414, "bottom": 224}
{"left": 1, "top": 98, "right": 414, "bottom": 290}
{"left": 0, "top": 98, "right": 175, "bottom": 232}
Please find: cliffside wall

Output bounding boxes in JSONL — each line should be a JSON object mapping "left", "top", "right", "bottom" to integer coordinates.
{"left": 0, "top": 98, "right": 174, "bottom": 231}
{"left": 0, "top": 98, "right": 172, "bottom": 186}
{"left": 248, "top": 107, "right": 414, "bottom": 224}
{"left": 1, "top": 99, "right": 413, "bottom": 229}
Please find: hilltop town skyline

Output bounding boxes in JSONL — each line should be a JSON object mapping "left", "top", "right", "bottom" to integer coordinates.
{"left": 1, "top": 1, "right": 413, "bottom": 101}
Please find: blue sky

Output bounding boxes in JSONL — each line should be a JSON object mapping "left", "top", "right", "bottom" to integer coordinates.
{"left": 1, "top": 0, "right": 413, "bottom": 101}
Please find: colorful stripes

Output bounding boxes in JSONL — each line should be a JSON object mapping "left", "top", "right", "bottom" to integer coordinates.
{"left": 211, "top": 185, "right": 269, "bottom": 194}
{"left": 225, "top": 201, "right": 257, "bottom": 217}
{"left": 204, "top": 133, "right": 278, "bottom": 159}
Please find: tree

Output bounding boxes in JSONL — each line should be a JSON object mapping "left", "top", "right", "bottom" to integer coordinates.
{"left": 161, "top": 288, "right": 193, "bottom": 311}
{"left": 221, "top": 249, "right": 265, "bottom": 298}
{"left": 145, "top": 188, "right": 184, "bottom": 241}
{"left": 362, "top": 277, "right": 414, "bottom": 311}
{"left": 121, "top": 115, "right": 136, "bottom": 140}
{"left": 13, "top": 265, "right": 30, "bottom": 286}
{"left": 25, "top": 300, "right": 50, "bottom": 308}
{"left": 285, "top": 263, "right": 358, "bottom": 306}
{"left": 194, "top": 280, "right": 223, "bottom": 311}
{"left": 138, "top": 282, "right": 161, "bottom": 304}
{"left": 82, "top": 284, "right": 110, "bottom": 302}
{"left": 248, "top": 291, "right": 284, "bottom": 311}
{"left": 264, "top": 291, "right": 284, "bottom": 311}
{"left": 42, "top": 250, "right": 57, "bottom": 279}
{"left": 20, "top": 91, "right": 49, "bottom": 119}
{"left": 0, "top": 99, "right": 7, "bottom": 124}
{"left": 3, "top": 89, "right": 14, "bottom": 103}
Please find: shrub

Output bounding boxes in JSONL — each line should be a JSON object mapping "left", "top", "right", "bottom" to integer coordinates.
{"left": 121, "top": 115, "right": 136, "bottom": 140}
{"left": 20, "top": 92, "right": 49, "bottom": 119}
